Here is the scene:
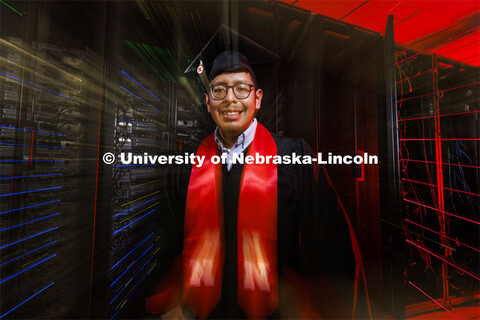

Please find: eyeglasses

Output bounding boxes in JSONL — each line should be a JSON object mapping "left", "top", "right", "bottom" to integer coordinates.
{"left": 210, "top": 83, "right": 254, "bottom": 100}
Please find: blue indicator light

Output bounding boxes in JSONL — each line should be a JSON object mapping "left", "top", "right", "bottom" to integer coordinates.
{"left": 0, "top": 72, "right": 70, "bottom": 99}
{"left": 0, "top": 125, "right": 66, "bottom": 137}
{"left": 111, "top": 233, "right": 154, "bottom": 270}
{"left": 0, "top": 160, "right": 63, "bottom": 162}
{"left": 0, "top": 254, "right": 56, "bottom": 284}
{"left": 0, "top": 142, "right": 64, "bottom": 149}
{"left": 0, "top": 227, "right": 58, "bottom": 250}
{"left": 115, "top": 164, "right": 158, "bottom": 168}
{"left": 0, "top": 200, "right": 60, "bottom": 215}
{"left": 113, "top": 209, "right": 155, "bottom": 235}
{"left": 120, "top": 70, "right": 161, "bottom": 102}
{"left": 0, "top": 186, "right": 61, "bottom": 198}
{"left": 120, "top": 86, "right": 160, "bottom": 112}
{"left": 0, "top": 241, "right": 57, "bottom": 267}
{"left": 113, "top": 198, "right": 155, "bottom": 218}
{"left": 110, "top": 262, "right": 156, "bottom": 320}
{"left": 0, "top": 282, "right": 54, "bottom": 318}
{"left": 109, "top": 255, "right": 155, "bottom": 305}
{"left": 110, "top": 244, "right": 153, "bottom": 287}
{"left": 0, "top": 173, "right": 62, "bottom": 180}
{"left": 0, "top": 213, "right": 60, "bottom": 232}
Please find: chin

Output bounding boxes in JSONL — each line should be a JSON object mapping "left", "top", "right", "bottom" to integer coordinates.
{"left": 221, "top": 125, "right": 242, "bottom": 136}
{"left": 216, "top": 118, "right": 253, "bottom": 138}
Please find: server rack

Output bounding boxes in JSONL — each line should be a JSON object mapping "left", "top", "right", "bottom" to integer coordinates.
{"left": 395, "top": 33, "right": 480, "bottom": 317}
{"left": 0, "top": 2, "right": 103, "bottom": 317}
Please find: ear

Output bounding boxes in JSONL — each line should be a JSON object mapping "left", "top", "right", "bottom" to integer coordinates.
{"left": 255, "top": 89, "right": 263, "bottom": 110}
{"left": 204, "top": 93, "right": 211, "bottom": 113}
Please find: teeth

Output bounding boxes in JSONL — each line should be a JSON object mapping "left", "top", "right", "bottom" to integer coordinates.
{"left": 225, "top": 112, "right": 239, "bottom": 115}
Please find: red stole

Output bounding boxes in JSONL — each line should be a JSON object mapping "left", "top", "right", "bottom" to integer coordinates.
{"left": 183, "top": 123, "right": 278, "bottom": 319}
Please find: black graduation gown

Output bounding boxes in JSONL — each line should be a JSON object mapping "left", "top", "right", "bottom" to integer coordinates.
{"left": 149, "top": 133, "right": 364, "bottom": 319}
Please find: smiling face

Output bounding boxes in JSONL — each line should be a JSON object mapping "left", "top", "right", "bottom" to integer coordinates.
{"left": 205, "top": 71, "right": 263, "bottom": 147}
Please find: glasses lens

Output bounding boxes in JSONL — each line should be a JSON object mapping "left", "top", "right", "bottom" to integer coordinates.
{"left": 210, "top": 84, "right": 252, "bottom": 100}
{"left": 233, "top": 84, "right": 252, "bottom": 99}
{"left": 211, "top": 85, "right": 227, "bottom": 99}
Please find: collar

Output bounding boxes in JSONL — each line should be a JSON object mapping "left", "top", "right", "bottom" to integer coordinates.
{"left": 214, "top": 118, "right": 257, "bottom": 152}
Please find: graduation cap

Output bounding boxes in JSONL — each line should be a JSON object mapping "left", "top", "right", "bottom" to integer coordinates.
{"left": 185, "top": 25, "right": 279, "bottom": 91}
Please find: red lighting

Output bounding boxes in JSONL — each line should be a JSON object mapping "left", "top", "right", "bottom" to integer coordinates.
{"left": 443, "top": 82, "right": 480, "bottom": 93}
{"left": 400, "top": 138, "right": 480, "bottom": 141}
{"left": 248, "top": 7, "right": 274, "bottom": 18}
{"left": 398, "top": 110, "right": 480, "bottom": 122}
{"left": 438, "top": 62, "right": 454, "bottom": 68}
{"left": 397, "top": 91, "right": 436, "bottom": 102}
{"left": 346, "top": 0, "right": 419, "bottom": 32}
{"left": 397, "top": 82, "right": 480, "bottom": 102}
{"left": 435, "top": 31, "right": 480, "bottom": 55}
{"left": 280, "top": 0, "right": 480, "bottom": 66}
{"left": 402, "top": 178, "right": 480, "bottom": 198}
{"left": 408, "top": 281, "right": 461, "bottom": 320}
{"left": 434, "top": 31, "right": 480, "bottom": 63}
{"left": 400, "top": 158, "right": 480, "bottom": 170}
{"left": 395, "top": 10, "right": 453, "bottom": 44}
{"left": 28, "top": 128, "right": 34, "bottom": 165}
{"left": 406, "top": 219, "right": 480, "bottom": 253}
{"left": 463, "top": 56, "right": 480, "bottom": 64}
{"left": 396, "top": 69, "right": 434, "bottom": 83}
{"left": 396, "top": 26, "right": 480, "bottom": 65}
{"left": 403, "top": 198, "right": 480, "bottom": 225}
{"left": 407, "top": 239, "right": 480, "bottom": 281}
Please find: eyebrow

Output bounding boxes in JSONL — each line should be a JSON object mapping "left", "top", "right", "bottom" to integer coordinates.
{"left": 211, "top": 81, "right": 250, "bottom": 86}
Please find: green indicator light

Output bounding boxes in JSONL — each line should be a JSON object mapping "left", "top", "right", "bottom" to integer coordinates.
{"left": 0, "top": 0, "right": 24, "bottom": 16}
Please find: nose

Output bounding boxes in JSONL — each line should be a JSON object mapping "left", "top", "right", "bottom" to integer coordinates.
{"left": 224, "top": 87, "right": 237, "bottom": 102}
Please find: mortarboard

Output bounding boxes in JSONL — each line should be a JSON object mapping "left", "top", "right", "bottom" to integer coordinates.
{"left": 184, "top": 25, "right": 279, "bottom": 91}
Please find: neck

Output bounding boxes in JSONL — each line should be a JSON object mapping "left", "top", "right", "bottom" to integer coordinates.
{"left": 218, "top": 130, "right": 239, "bottom": 149}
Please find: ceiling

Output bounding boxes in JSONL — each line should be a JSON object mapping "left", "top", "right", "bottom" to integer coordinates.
{"left": 278, "top": 0, "right": 480, "bottom": 66}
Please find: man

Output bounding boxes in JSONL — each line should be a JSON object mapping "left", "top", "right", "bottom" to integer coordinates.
{"left": 146, "top": 50, "right": 369, "bottom": 319}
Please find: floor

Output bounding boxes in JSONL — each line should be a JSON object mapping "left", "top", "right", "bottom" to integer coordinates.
{"left": 408, "top": 305, "right": 480, "bottom": 320}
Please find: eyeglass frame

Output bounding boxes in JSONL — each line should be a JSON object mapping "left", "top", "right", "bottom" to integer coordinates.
{"left": 209, "top": 83, "right": 255, "bottom": 100}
